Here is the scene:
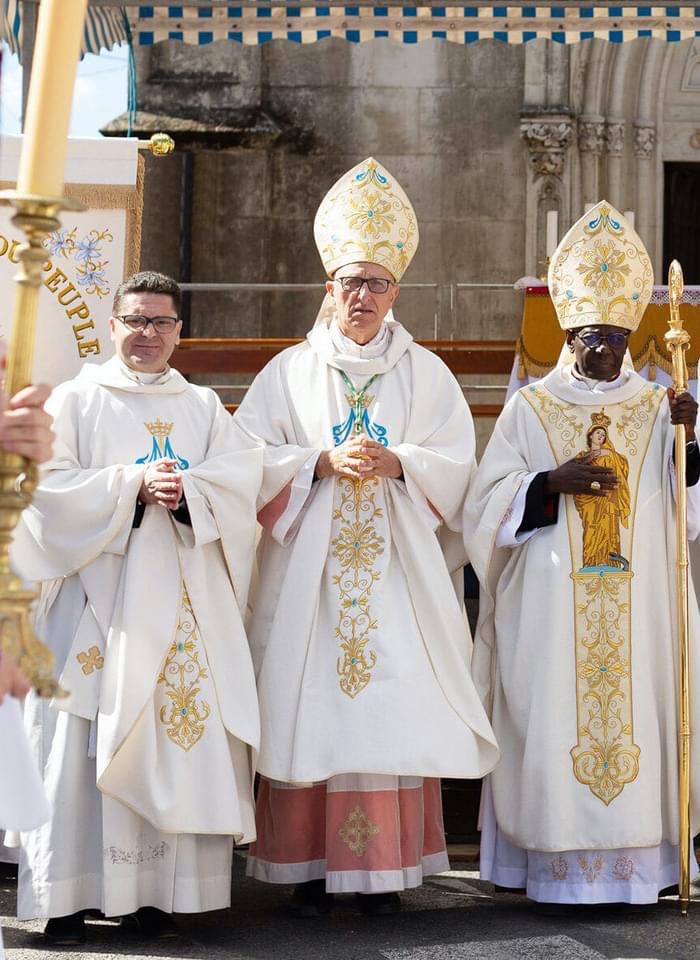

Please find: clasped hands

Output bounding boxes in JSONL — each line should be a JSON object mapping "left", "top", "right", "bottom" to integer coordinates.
{"left": 315, "top": 436, "right": 402, "bottom": 481}
{"left": 139, "top": 458, "right": 183, "bottom": 509}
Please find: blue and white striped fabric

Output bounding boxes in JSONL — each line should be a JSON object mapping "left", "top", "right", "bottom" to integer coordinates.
{"left": 0, "top": 1, "right": 128, "bottom": 59}
{"left": 0, "top": 0, "right": 20, "bottom": 55}
{"left": 131, "top": 5, "right": 700, "bottom": 47}
{"left": 2, "top": 5, "right": 700, "bottom": 54}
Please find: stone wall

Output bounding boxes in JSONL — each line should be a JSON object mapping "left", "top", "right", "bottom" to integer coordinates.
{"left": 135, "top": 37, "right": 526, "bottom": 356}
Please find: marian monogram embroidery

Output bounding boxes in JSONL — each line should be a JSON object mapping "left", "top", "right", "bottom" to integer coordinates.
{"left": 157, "top": 585, "right": 210, "bottom": 751}
{"left": 332, "top": 370, "right": 388, "bottom": 447}
{"left": 524, "top": 384, "right": 664, "bottom": 804}
{"left": 332, "top": 478, "right": 384, "bottom": 698}
{"left": 136, "top": 417, "right": 189, "bottom": 469}
{"left": 577, "top": 854, "right": 605, "bottom": 883}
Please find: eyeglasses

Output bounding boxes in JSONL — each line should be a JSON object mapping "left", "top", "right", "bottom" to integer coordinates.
{"left": 575, "top": 331, "right": 629, "bottom": 349}
{"left": 335, "top": 276, "right": 394, "bottom": 295}
{"left": 115, "top": 314, "right": 179, "bottom": 334}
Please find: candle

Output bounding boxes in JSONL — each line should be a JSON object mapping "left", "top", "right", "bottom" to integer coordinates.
{"left": 16, "top": 0, "right": 88, "bottom": 196}
{"left": 546, "top": 210, "right": 558, "bottom": 258}
{"left": 624, "top": 209, "right": 635, "bottom": 228}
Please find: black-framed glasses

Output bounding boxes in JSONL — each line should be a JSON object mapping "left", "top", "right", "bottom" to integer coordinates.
{"left": 115, "top": 314, "right": 179, "bottom": 334}
{"left": 575, "top": 331, "right": 629, "bottom": 349}
{"left": 335, "top": 276, "right": 394, "bottom": 294}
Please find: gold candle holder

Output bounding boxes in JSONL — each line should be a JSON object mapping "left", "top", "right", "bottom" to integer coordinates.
{"left": 0, "top": 189, "right": 85, "bottom": 698}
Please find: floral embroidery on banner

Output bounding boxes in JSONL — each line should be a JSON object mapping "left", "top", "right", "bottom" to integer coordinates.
{"left": 339, "top": 805, "right": 380, "bottom": 857}
{"left": 332, "top": 478, "right": 384, "bottom": 698}
{"left": 551, "top": 857, "right": 569, "bottom": 881}
{"left": 45, "top": 226, "right": 114, "bottom": 299}
{"left": 76, "top": 645, "right": 104, "bottom": 676}
{"left": 157, "top": 585, "right": 210, "bottom": 751}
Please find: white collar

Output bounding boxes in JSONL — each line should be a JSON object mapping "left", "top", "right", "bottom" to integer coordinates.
{"left": 118, "top": 359, "right": 170, "bottom": 384}
{"left": 329, "top": 320, "right": 391, "bottom": 360}
{"left": 568, "top": 364, "right": 630, "bottom": 394}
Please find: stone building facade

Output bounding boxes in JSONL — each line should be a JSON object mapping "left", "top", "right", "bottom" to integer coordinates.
{"left": 109, "top": 35, "right": 700, "bottom": 429}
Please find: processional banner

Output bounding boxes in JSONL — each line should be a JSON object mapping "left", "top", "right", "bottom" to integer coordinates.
{"left": 0, "top": 135, "right": 142, "bottom": 384}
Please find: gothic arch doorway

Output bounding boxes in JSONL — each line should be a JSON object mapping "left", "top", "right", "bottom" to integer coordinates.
{"left": 664, "top": 163, "right": 700, "bottom": 284}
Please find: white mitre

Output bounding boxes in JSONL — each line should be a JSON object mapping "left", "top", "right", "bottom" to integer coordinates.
{"left": 313, "top": 157, "right": 419, "bottom": 281}
{"left": 548, "top": 200, "right": 653, "bottom": 332}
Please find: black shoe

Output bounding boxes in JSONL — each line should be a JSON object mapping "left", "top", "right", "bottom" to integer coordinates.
{"left": 133, "top": 906, "right": 178, "bottom": 939}
{"left": 43, "top": 912, "right": 86, "bottom": 946}
{"left": 356, "top": 891, "right": 401, "bottom": 916}
{"left": 291, "top": 880, "right": 335, "bottom": 918}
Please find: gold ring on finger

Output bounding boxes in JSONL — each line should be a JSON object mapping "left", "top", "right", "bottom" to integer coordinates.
{"left": 590, "top": 480, "right": 601, "bottom": 491}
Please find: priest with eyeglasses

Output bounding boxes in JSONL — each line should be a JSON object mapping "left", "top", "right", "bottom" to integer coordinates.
{"left": 234, "top": 158, "right": 499, "bottom": 916}
{"left": 11, "top": 271, "right": 262, "bottom": 944}
{"left": 465, "top": 203, "right": 700, "bottom": 906}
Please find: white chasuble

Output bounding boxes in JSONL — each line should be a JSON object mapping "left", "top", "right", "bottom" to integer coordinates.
{"left": 234, "top": 316, "right": 499, "bottom": 785}
{"left": 466, "top": 366, "right": 700, "bottom": 859}
{"left": 11, "top": 356, "right": 262, "bottom": 919}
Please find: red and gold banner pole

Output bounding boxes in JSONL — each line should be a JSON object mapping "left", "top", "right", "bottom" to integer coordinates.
{"left": 665, "top": 259, "right": 692, "bottom": 915}
{"left": 0, "top": 0, "right": 89, "bottom": 696}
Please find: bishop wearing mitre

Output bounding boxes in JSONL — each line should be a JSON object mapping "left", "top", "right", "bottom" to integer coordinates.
{"left": 234, "top": 158, "right": 499, "bottom": 916}
{"left": 465, "top": 203, "right": 700, "bottom": 905}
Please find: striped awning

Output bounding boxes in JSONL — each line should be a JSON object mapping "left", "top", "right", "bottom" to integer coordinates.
{"left": 129, "top": 5, "right": 700, "bottom": 47}
{"left": 1, "top": 1, "right": 129, "bottom": 57}
{"left": 3, "top": 5, "right": 700, "bottom": 57}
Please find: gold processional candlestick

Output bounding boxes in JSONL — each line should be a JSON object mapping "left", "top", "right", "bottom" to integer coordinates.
{"left": 665, "top": 259, "right": 692, "bottom": 915}
{"left": 0, "top": 0, "right": 89, "bottom": 697}
{"left": 0, "top": 193, "right": 83, "bottom": 698}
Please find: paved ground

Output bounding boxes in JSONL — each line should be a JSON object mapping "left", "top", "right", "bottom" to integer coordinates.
{"left": 3, "top": 855, "right": 700, "bottom": 960}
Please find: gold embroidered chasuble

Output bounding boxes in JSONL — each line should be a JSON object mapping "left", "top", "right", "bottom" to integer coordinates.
{"left": 234, "top": 316, "right": 499, "bottom": 785}
{"left": 466, "top": 365, "right": 700, "bottom": 853}
{"left": 522, "top": 380, "right": 664, "bottom": 806}
{"left": 13, "top": 356, "right": 261, "bottom": 841}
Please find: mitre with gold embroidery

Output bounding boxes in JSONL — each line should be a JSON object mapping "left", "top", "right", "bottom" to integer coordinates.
{"left": 313, "top": 157, "right": 419, "bottom": 281}
{"left": 548, "top": 201, "right": 653, "bottom": 332}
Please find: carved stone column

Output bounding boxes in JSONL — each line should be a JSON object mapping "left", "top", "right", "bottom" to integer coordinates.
{"left": 633, "top": 121, "right": 656, "bottom": 249}
{"left": 520, "top": 114, "right": 576, "bottom": 180}
{"left": 605, "top": 117, "right": 626, "bottom": 204}
{"left": 578, "top": 114, "right": 605, "bottom": 210}
{"left": 520, "top": 113, "right": 575, "bottom": 276}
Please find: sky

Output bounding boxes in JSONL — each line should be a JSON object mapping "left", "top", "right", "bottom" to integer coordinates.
{"left": 0, "top": 42, "right": 129, "bottom": 138}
